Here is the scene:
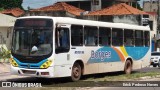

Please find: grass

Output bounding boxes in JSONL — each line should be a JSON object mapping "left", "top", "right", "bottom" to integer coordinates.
{"left": 84, "top": 71, "right": 160, "bottom": 81}
{"left": 38, "top": 72, "right": 160, "bottom": 87}
{"left": 24, "top": 71, "right": 160, "bottom": 90}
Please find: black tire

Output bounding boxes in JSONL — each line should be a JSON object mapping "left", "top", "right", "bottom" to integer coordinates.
{"left": 153, "top": 64, "right": 157, "bottom": 67}
{"left": 124, "top": 60, "right": 132, "bottom": 74}
{"left": 71, "top": 63, "right": 82, "bottom": 81}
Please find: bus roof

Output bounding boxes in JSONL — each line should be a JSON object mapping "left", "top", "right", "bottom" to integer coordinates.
{"left": 17, "top": 16, "right": 150, "bottom": 31}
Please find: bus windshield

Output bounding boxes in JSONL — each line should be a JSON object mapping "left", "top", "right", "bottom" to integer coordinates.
{"left": 12, "top": 19, "right": 53, "bottom": 56}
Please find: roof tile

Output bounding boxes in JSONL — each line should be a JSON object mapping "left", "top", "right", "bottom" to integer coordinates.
{"left": 30, "top": 2, "right": 85, "bottom": 16}
{"left": 87, "top": 3, "right": 148, "bottom": 15}
{"left": 0, "top": 8, "right": 24, "bottom": 17}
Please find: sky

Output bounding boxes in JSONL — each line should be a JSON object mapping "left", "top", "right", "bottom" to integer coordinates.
{"left": 22, "top": 0, "right": 147, "bottom": 10}
{"left": 22, "top": 0, "right": 56, "bottom": 10}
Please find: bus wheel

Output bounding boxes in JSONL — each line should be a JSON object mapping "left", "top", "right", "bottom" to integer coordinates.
{"left": 71, "top": 63, "right": 81, "bottom": 81}
{"left": 153, "top": 64, "right": 157, "bottom": 67}
{"left": 124, "top": 60, "right": 132, "bottom": 74}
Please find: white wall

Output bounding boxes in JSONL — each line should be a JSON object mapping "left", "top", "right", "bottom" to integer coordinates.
{"left": 0, "top": 14, "right": 16, "bottom": 50}
{"left": 147, "top": 14, "right": 157, "bottom": 39}
{"left": 0, "top": 27, "right": 13, "bottom": 50}
{"left": 0, "top": 14, "right": 16, "bottom": 27}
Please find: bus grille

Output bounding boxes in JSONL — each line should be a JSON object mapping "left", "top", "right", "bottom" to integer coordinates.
{"left": 19, "top": 64, "right": 40, "bottom": 69}
{"left": 22, "top": 70, "right": 36, "bottom": 74}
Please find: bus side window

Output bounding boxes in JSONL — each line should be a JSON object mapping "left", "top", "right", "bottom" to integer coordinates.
{"left": 55, "top": 28, "right": 70, "bottom": 54}
{"left": 124, "top": 29, "right": 134, "bottom": 46}
{"left": 144, "top": 31, "right": 150, "bottom": 47}
{"left": 84, "top": 26, "right": 98, "bottom": 46}
{"left": 99, "top": 27, "right": 111, "bottom": 46}
{"left": 71, "top": 25, "right": 83, "bottom": 46}
{"left": 112, "top": 28, "right": 123, "bottom": 46}
{"left": 135, "top": 30, "right": 143, "bottom": 46}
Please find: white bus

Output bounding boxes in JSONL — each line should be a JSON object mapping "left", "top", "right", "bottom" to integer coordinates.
{"left": 10, "top": 16, "right": 151, "bottom": 81}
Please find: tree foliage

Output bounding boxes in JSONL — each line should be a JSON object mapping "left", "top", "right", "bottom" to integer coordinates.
{"left": 0, "top": 0, "right": 23, "bottom": 9}
{"left": 0, "top": 8, "right": 4, "bottom": 11}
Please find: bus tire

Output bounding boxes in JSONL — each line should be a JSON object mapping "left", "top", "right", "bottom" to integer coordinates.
{"left": 153, "top": 64, "right": 157, "bottom": 67}
{"left": 71, "top": 63, "right": 82, "bottom": 81}
{"left": 124, "top": 60, "right": 132, "bottom": 74}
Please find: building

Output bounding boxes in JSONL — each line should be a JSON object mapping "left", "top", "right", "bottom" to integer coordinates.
{"left": 0, "top": 8, "right": 24, "bottom": 51}
{"left": 57, "top": 0, "right": 140, "bottom": 11}
{"left": 143, "top": 0, "right": 160, "bottom": 14}
{"left": 143, "top": 0, "right": 160, "bottom": 51}
{"left": 27, "top": 2, "right": 85, "bottom": 18}
{"left": 86, "top": 3, "right": 148, "bottom": 25}
{"left": 146, "top": 12, "right": 157, "bottom": 51}
{"left": 147, "top": 12, "right": 157, "bottom": 37}
{"left": 85, "top": 3, "right": 157, "bottom": 51}
{"left": 0, "top": 14, "right": 16, "bottom": 51}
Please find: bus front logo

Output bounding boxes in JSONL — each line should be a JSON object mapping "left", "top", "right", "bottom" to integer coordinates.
{"left": 28, "top": 64, "right": 30, "bottom": 68}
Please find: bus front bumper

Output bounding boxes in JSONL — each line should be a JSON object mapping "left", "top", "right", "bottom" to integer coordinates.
{"left": 10, "top": 65, "right": 54, "bottom": 78}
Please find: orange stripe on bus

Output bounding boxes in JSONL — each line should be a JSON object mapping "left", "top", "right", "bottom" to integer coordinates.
{"left": 112, "top": 47, "right": 125, "bottom": 62}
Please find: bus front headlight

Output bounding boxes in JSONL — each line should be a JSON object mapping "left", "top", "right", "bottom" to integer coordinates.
{"left": 40, "top": 60, "right": 52, "bottom": 69}
{"left": 9, "top": 58, "right": 18, "bottom": 67}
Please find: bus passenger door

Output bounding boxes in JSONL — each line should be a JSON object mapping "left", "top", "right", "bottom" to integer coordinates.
{"left": 54, "top": 26, "right": 70, "bottom": 68}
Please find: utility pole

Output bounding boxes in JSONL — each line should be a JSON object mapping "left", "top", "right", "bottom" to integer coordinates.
{"left": 156, "top": 0, "right": 160, "bottom": 51}
{"left": 157, "top": 0, "right": 160, "bottom": 21}
{"left": 150, "top": 0, "right": 152, "bottom": 11}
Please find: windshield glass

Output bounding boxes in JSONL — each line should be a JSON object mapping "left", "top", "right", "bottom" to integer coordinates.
{"left": 12, "top": 28, "right": 53, "bottom": 56}
{"left": 12, "top": 18, "right": 53, "bottom": 56}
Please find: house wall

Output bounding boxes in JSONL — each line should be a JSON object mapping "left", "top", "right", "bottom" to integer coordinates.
{"left": 0, "top": 14, "right": 16, "bottom": 51}
{"left": 143, "top": 1, "right": 159, "bottom": 12}
{"left": 0, "top": 27, "right": 13, "bottom": 50}
{"left": 148, "top": 14, "right": 157, "bottom": 39}
{"left": 67, "top": 1, "right": 91, "bottom": 11}
{"left": 113, "top": 15, "right": 140, "bottom": 25}
{"left": 84, "top": 15, "right": 141, "bottom": 25}
{"left": 26, "top": 11, "right": 76, "bottom": 17}
{"left": 59, "top": 0, "right": 139, "bottom": 11}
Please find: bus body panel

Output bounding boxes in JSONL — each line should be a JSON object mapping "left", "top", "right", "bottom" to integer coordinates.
{"left": 10, "top": 16, "right": 151, "bottom": 79}
{"left": 10, "top": 65, "right": 54, "bottom": 78}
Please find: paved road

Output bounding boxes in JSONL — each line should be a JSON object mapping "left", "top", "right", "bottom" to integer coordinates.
{"left": 0, "top": 66, "right": 160, "bottom": 89}
{"left": 0, "top": 66, "right": 160, "bottom": 81}
{"left": 86, "top": 87, "right": 160, "bottom": 90}
{"left": 135, "top": 66, "right": 160, "bottom": 73}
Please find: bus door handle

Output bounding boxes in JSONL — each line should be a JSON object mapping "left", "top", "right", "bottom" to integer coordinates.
{"left": 71, "top": 47, "right": 76, "bottom": 49}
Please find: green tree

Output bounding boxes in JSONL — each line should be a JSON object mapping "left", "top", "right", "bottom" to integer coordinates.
{"left": 0, "top": 8, "right": 4, "bottom": 11}
{"left": 0, "top": 0, "right": 23, "bottom": 9}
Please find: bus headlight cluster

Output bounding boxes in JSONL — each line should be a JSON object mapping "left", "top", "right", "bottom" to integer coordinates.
{"left": 9, "top": 58, "right": 18, "bottom": 67}
{"left": 40, "top": 60, "right": 52, "bottom": 69}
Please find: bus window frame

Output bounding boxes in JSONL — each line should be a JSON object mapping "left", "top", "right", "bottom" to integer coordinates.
{"left": 112, "top": 28, "right": 123, "bottom": 46}
{"left": 99, "top": 27, "right": 111, "bottom": 46}
{"left": 84, "top": 26, "right": 98, "bottom": 46}
{"left": 135, "top": 30, "right": 144, "bottom": 47}
{"left": 55, "top": 27, "right": 70, "bottom": 54}
{"left": 124, "top": 29, "right": 135, "bottom": 47}
{"left": 144, "top": 31, "right": 150, "bottom": 47}
{"left": 71, "top": 25, "right": 84, "bottom": 46}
